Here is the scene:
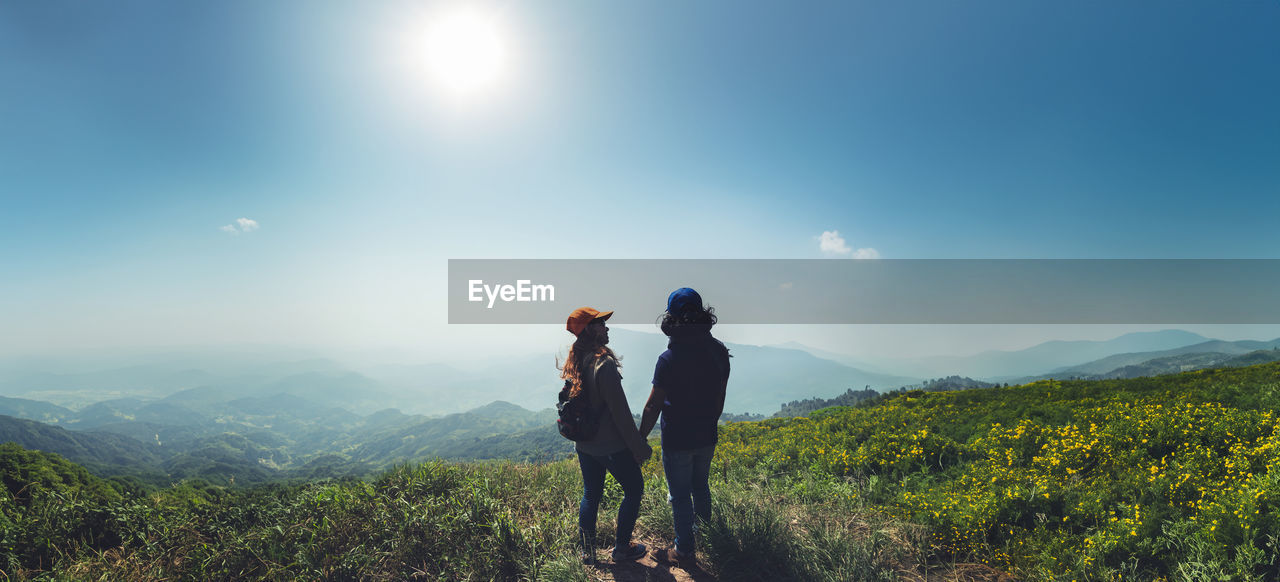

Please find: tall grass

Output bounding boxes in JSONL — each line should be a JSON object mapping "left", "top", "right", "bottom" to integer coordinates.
{"left": 2, "top": 453, "right": 922, "bottom": 581}
{"left": 699, "top": 471, "right": 923, "bottom": 582}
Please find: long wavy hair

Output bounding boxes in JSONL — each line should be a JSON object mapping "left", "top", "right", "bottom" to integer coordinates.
{"left": 558, "top": 331, "right": 619, "bottom": 397}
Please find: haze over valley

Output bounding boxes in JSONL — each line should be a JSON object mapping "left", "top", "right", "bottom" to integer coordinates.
{"left": 3, "top": 327, "right": 1280, "bottom": 487}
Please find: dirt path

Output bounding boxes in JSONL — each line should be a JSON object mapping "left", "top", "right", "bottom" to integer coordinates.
{"left": 584, "top": 537, "right": 716, "bottom": 582}
{"left": 581, "top": 537, "right": 1017, "bottom": 582}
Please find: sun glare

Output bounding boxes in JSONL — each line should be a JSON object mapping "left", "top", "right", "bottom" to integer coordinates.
{"left": 420, "top": 7, "right": 507, "bottom": 98}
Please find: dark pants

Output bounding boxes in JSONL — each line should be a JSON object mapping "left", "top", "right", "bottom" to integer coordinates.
{"left": 577, "top": 448, "right": 644, "bottom": 551}
{"left": 663, "top": 444, "right": 715, "bottom": 554}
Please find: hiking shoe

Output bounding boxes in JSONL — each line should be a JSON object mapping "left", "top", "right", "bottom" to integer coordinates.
{"left": 611, "top": 542, "right": 647, "bottom": 562}
{"left": 580, "top": 549, "right": 596, "bottom": 565}
{"left": 656, "top": 546, "right": 695, "bottom": 566}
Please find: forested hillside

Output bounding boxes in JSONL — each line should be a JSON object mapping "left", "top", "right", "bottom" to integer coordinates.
{"left": 0, "top": 399, "right": 570, "bottom": 488}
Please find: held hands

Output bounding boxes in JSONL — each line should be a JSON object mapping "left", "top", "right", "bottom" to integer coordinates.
{"left": 634, "top": 443, "right": 653, "bottom": 465}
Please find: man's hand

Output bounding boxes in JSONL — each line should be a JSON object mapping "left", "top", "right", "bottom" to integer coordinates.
{"left": 634, "top": 443, "right": 653, "bottom": 465}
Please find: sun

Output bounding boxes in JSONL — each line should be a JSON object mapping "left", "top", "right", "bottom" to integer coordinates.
{"left": 419, "top": 7, "right": 508, "bottom": 98}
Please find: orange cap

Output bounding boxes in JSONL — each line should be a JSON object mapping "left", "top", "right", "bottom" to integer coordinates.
{"left": 566, "top": 307, "right": 613, "bottom": 336}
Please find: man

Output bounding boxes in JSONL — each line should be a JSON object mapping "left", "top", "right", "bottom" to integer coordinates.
{"left": 639, "top": 287, "right": 731, "bottom": 566}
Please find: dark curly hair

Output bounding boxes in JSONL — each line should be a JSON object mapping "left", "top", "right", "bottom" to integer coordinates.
{"left": 659, "top": 305, "right": 717, "bottom": 336}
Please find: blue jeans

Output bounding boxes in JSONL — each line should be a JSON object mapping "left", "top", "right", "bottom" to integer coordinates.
{"left": 577, "top": 449, "right": 644, "bottom": 550}
{"left": 663, "top": 444, "right": 715, "bottom": 554}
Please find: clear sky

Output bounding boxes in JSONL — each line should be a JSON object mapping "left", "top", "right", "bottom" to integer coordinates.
{"left": 3, "top": 1, "right": 1279, "bottom": 359}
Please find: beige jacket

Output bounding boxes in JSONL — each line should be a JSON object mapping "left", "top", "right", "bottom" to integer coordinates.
{"left": 575, "top": 355, "right": 649, "bottom": 458}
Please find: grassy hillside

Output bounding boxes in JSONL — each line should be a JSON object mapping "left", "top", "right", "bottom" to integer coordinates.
{"left": 718, "top": 361, "right": 1280, "bottom": 580}
{"left": 0, "top": 448, "right": 922, "bottom": 581}
{"left": 7, "top": 362, "right": 1280, "bottom": 580}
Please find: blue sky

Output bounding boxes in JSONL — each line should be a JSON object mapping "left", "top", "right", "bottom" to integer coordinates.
{"left": 3, "top": 1, "right": 1280, "bottom": 357}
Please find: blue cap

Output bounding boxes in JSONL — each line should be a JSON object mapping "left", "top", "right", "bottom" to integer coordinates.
{"left": 666, "top": 287, "right": 703, "bottom": 315}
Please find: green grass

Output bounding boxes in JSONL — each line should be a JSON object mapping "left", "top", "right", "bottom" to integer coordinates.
{"left": 0, "top": 447, "right": 921, "bottom": 581}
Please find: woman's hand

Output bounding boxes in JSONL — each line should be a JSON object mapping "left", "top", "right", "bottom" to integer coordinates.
{"left": 634, "top": 443, "right": 653, "bottom": 465}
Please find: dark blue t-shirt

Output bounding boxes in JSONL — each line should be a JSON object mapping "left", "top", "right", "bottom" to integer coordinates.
{"left": 652, "top": 327, "right": 730, "bottom": 451}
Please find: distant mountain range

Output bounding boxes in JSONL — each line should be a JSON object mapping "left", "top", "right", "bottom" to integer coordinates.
{"left": 1012, "top": 343, "right": 1280, "bottom": 382}
{"left": 7, "top": 329, "right": 1280, "bottom": 420}
{"left": 775, "top": 330, "right": 1280, "bottom": 387}
{"left": 4, "top": 330, "right": 1280, "bottom": 485}
{"left": 1080, "top": 350, "right": 1280, "bottom": 380}
{"left": 0, "top": 330, "right": 919, "bottom": 416}
{"left": 0, "top": 331, "right": 928, "bottom": 483}
{"left": 779, "top": 329, "right": 1216, "bottom": 380}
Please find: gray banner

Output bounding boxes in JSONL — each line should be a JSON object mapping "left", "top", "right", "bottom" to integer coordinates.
{"left": 448, "top": 259, "right": 1280, "bottom": 324}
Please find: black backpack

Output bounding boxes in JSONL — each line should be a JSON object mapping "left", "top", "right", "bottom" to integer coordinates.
{"left": 556, "top": 378, "right": 604, "bottom": 442}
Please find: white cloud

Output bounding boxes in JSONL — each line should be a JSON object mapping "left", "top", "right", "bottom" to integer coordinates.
{"left": 221, "top": 217, "right": 260, "bottom": 235}
{"left": 818, "top": 230, "right": 880, "bottom": 259}
{"left": 819, "top": 230, "right": 852, "bottom": 255}
{"left": 779, "top": 282, "right": 793, "bottom": 290}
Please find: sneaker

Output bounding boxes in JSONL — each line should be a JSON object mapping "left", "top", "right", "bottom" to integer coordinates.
{"left": 611, "top": 542, "right": 647, "bottom": 562}
{"left": 656, "top": 546, "right": 695, "bottom": 566}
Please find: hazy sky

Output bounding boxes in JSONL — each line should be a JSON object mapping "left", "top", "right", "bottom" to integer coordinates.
{"left": 4, "top": 1, "right": 1279, "bottom": 360}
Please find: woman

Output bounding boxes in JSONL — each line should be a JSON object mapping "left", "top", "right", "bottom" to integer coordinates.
{"left": 638, "top": 288, "right": 730, "bottom": 566}
{"left": 561, "top": 306, "right": 652, "bottom": 564}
